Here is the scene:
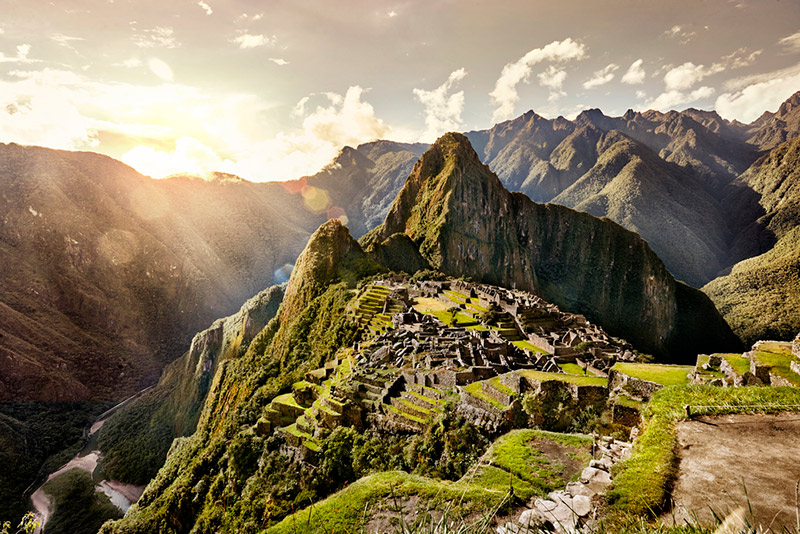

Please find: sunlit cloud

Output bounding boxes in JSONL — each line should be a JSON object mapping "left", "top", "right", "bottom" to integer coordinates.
{"left": 779, "top": 31, "right": 800, "bottom": 53}
{"left": 237, "top": 13, "right": 264, "bottom": 23}
{"left": 537, "top": 66, "right": 567, "bottom": 102}
{"left": 231, "top": 33, "right": 275, "bottom": 49}
{"left": 490, "top": 37, "right": 587, "bottom": 123}
{"left": 643, "top": 86, "right": 715, "bottom": 111}
{"left": 413, "top": 68, "right": 467, "bottom": 142}
{"left": 664, "top": 24, "right": 696, "bottom": 44}
{"left": 269, "top": 58, "right": 289, "bottom": 66}
{"left": 583, "top": 63, "right": 618, "bottom": 89}
{"left": 122, "top": 136, "right": 225, "bottom": 178}
{"left": 197, "top": 1, "right": 213, "bottom": 15}
{"left": 621, "top": 59, "right": 645, "bottom": 85}
{"left": 133, "top": 26, "right": 179, "bottom": 48}
{"left": 0, "top": 44, "right": 36, "bottom": 64}
{"left": 716, "top": 68, "right": 800, "bottom": 122}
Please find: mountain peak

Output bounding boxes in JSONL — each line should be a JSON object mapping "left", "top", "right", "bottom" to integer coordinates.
{"left": 777, "top": 90, "right": 800, "bottom": 118}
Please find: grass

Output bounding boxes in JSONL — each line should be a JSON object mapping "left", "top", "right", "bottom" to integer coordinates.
{"left": 721, "top": 353, "right": 751, "bottom": 377}
{"left": 480, "top": 429, "right": 592, "bottom": 493}
{"left": 558, "top": 362, "right": 586, "bottom": 375}
{"left": 265, "top": 470, "right": 511, "bottom": 534}
{"left": 273, "top": 393, "right": 307, "bottom": 410}
{"left": 605, "top": 385, "right": 800, "bottom": 519}
{"left": 428, "top": 310, "right": 478, "bottom": 327}
{"left": 517, "top": 369, "right": 607, "bottom": 387}
{"left": 462, "top": 382, "right": 509, "bottom": 411}
{"left": 511, "top": 339, "right": 549, "bottom": 354}
{"left": 611, "top": 363, "right": 692, "bottom": 386}
{"left": 385, "top": 403, "right": 428, "bottom": 424}
{"left": 753, "top": 345, "right": 800, "bottom": 386}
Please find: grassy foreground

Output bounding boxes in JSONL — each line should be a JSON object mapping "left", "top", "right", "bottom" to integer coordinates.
{"left": 266, "top": 430, "right": 592, "bottom": 534}
{"left": 605, "top": 385, "right": 800, "bottom": 519}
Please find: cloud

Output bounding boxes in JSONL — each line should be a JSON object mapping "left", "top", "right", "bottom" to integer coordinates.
{"left": 0, "top": 44, "right": 36, "bottom": 64}
{"left": 269, "top": 58, "right": 289, "bottom": 66}
{"left": 716, "top": 70, "right": 800, "bottom": 122}
{"left": 147, "top": 58, "right": 173, "bottom": 81}
{"left": 231, "top": 33, "right": 275, "bottom": 49}
{"left": 117, "top": 57, "right": 142, "bottom": 68}
{"left": 583, "top": 63, "right": 618, "bottom": 89}
{"left": 663, "top": 48, "right": 761, "bottom": 92}
{"left": 537, "top": 66, "right": 567, "bottom": 102}
{"left": 490, "top": 38, "right": 587, "bottom": 123}
{"left": 133, "top": 27, "right": 179, "bottom": 48}
{"left": 237, "top": 13, "right": 264, "bottom": 22}
{"left": 413, "top": 68, "right": 467, "bottom": 142}
{"left": 643, "top": 86, "right": 715, "bottom": 111}
{"left": 197, "top": 1, "right": 212, "bottom": 15}
{"left": 664, "top": 24, "right": 695, "bottom": 44}
{"left": 778, "top": 31, "right": 800, "bottom": 53}
{"left": 635, "top": 90, "right": 646, "bottom": 99}
{"left": 388, "top": 10, "right": 398, "bottom": 17}
{"left": 50, "top": 34, "right": 84, "bottom": 49}
{"left": 621, "top": 59, "right": 645, "bottom": 85}
{"left": 292, "top": 96, "right": 310, "bottom": 117}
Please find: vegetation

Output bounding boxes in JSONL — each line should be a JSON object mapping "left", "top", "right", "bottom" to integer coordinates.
{"left": 605, "top": 386, "right": 800, "bottom": 519}
{"left": 42, "top": 469, "right": 122, "bottom": 534}
{"left": 611, "top": 363, "right": 693, "bottom": 386}
{"left": 0, "top": 401, "right": 111, "bottom": 523}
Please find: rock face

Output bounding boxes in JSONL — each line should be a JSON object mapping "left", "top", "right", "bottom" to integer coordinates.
{"left": 363, "top": 133, "right": 740, "bottom": 361}
{"left": 97, "top": 284, "right": 285, "bottom": 484}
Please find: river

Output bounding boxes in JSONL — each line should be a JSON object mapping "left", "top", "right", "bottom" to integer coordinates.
{"left": 29, "top": 386, "right": 154, "bottom": 532}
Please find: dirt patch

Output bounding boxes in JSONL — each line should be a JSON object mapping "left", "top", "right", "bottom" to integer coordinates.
{"left": 665, "top": 413, "right": 800, "bottom": 531}
{"left": 527, "top": 437, "right": 588, "bottom": 483}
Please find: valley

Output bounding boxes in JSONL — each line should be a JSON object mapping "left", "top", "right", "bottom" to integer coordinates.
{"left": 2, "top": 94, "right": 800, "bottom": 533}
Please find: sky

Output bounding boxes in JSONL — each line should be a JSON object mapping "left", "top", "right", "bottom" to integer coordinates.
{"left": 0, "top": 0, "right": 798, "bottom": 182}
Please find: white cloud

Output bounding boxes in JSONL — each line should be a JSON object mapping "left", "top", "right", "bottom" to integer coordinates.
{"left": 269, "top": 58, "right": 289, "bottom": 66}
{"left": 0, "top": 44, "right": 36, "bottom": 64}
{"left": 147, "top": 58, "right": 173, "bottom": 81}
{"left": 490, "top": 38, "right": 587, "bottom": 123}
{"left": 664, "top": 62, "right": 711, "bottom": 91}
{"left": 643, "top": 86, "right": 715, "bottom": 111}
{"left": 778, "top": 31, "right": 800, "bottom": 53}
{"left": 537, "top": 66, "right": 567, "bottom": 102}
{"left": 217, "top": 86, "right": 391, "bottom": 181}
{"left": 237, "top": 13, "right": 263, "bottom": 22}
{"left": 117, "top": 57, "right": 142, "bottom": 68}
{"left": 716, "top": 70, "right": 800, "bottom": 122}
{"left": 413, "top": 68, "right": 467, "bottom": 142}
{"left": 583, "top": 63, "right": 618, "bottom": 89}
{"left": 388, "top": 10, "right": 398, "bottom": 17}
{"left": 197, "top": 1, "right": 212, "bottom": 15}
{"left": 50, "top": 33, "right": 84, "bottom": 48}
{"left": 133, "top": 27, "right": 178, "bottom": 48}
{"left": 664, "top": 24, "right": 696, "bottom": 44}
{"left": 292, "top": 96, "right": 310, "bottom": 118}
{"left": 231, "top": 33, "right": 275, "bottom": 49}
{"left": 635, "top": 90, "right": 646, "bottom": 99}
{"left": 621, "top": 59, "right": 645, "bottom": 85}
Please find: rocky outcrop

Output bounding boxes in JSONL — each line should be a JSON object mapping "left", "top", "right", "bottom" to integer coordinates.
{"left": 363, "top": 133, "right": 741, "bottom": 361}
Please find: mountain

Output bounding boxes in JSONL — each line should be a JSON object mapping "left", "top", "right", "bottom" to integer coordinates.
{"left": 284, "top": 140, "right": 427, "bottom": 237}
{"left": 744, "top": 90, "right": 800, "bottom": 151}
{"left": 361, "top": 133, "right": 741, "bottom": 361}
{"left": 97, "top": 284, "right": 285, "bottom": 485}
{"left": 704, "top": 135, "right": 800, "bottom": 344}
{"left": 0, "top": 144, "right": 320, "bottom": 403}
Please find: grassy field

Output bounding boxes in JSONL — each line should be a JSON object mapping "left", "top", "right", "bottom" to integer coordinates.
{"left": 512, "top": 339, "right": 549, "bottom": 354}
{"left": 720, "top": 353, "right": 751, "bottom": 377}
{"left": 753, "top": 342, "right": 800, "bottom": 386}
{"left": 611, "top": 362, "right": 692, "bottom": 386}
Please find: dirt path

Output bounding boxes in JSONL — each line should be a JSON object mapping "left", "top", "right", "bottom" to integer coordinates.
{"left": 665, "top": 413, "right": 800, "bottom": 531}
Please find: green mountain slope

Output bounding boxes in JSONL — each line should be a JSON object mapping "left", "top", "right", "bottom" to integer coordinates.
{"left": 703, "top": 227, "right": 800, "bottom": 346}
{"left": 97, "top": 284, "right": 285, "bottom": 486}
{"left": 363, "top": 133, "right": 740, "bottom": 361}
